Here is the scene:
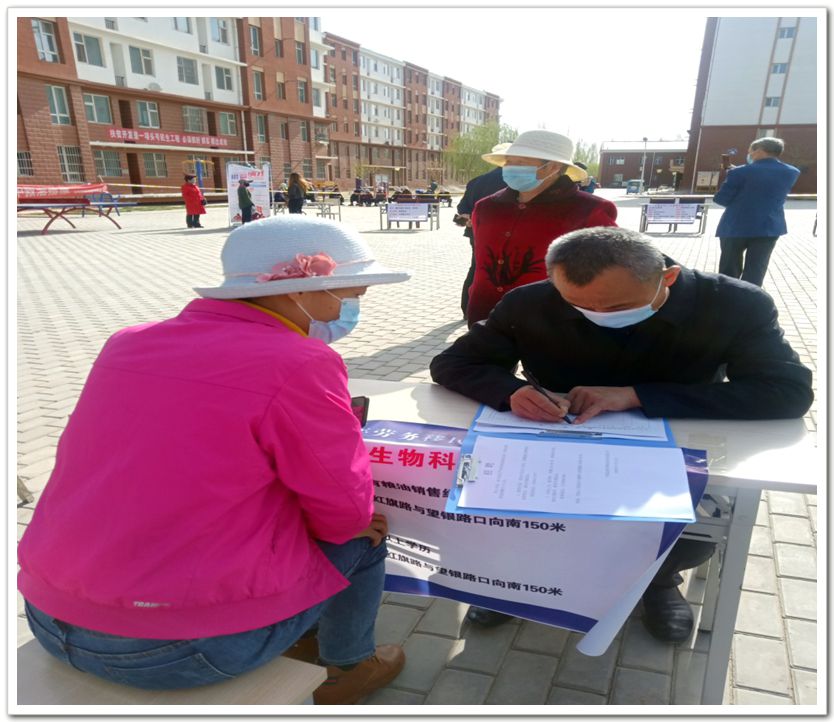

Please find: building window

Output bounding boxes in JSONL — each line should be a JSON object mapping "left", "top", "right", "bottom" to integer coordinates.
{"left": 672, "top": 155, "right": 686, "bottom": 165}
{"left": 764, "top": 96, "right": 781, "bottom": 107}
{"left": 295, "top": 41, "right": 306, "bottom": 64}
{"left": 255, "top": 114, "right": 267, "bottom": 142}
{"left": 756, "top": 128, "right": 776, "bottom": 139}
{"left": 129, "top": 46, "right": 154, "bottom": 75}
{"left": 177, "top": 56, "right": 198, "bottom": 84}
{"left": 215, "top": 66, "right": 233, "bottom": 91}
{"left": 302, "top": 159, "right": 313, "bottom": 178}
{"left": 276, "top": 80, "right": 286, "bottom": 99}
{"left": 252, "top": 70, "right": 265, "bottom": 100}
{"left": 300, "top": 121, "right": 309, "bottom": 141}
{"left": 283, "top": 162, "right": 292, "bottom": 179}
{"left": 771, "top": 63, "right": 788, "bottom": 74}
{"left": 312, "top": 87, "right": 321, "bottom": 106}
{"left": 608, "top": 156, "right": 625, "bottom": 165}
{"left": 57, "top": 145, "right": 84, "bottom": 182}
{"left": 316, "top": 159, "right": 327, "bottom": 178}
{"left": 353, "top": 98, "right": 359, "bottom": 113}
{"left": 311, "top": 48, "right": 320, "bottom": 69}
{"left": 46, "top": 85, "right": 71, "bottom": 125}
{"left": 104, "top": 17, "right": 118, "bottom": 30}
{"left": 31, "top": 19, "right": 60, "bottom": 62}
{"left": 275, "top": 38, "right": 284, "bottom": 57}
{"left": 297, "top": 79, "right": 308, "bottom": 103}
{"left": 83, "top": 93, "right": 112, "bottom": 124}
{"left": 211, "top": 18, "right": 229, "bottom": 44}
{"left": 143, "top": 152, "right": 168, "bottom": 177}
{"left": 73, "top": 32, "right": 104, "bottom": 66}
{"left": 280, "top": 121, "right": 289, "bottom": 139}
{"left": 249, "top": 25, "right": 261, "bottom": 56}
{"left": 173, "top": 17, "right": 192, "bottom": 33}
{"left": 93, "top": 149, "right": 123, "bottom": 177}
{"left": 182, "top": 106, "right": 206, "bottom": 132}
{"left": 778, "top": 26, "right": 796, "bottom": 39}
{"left": 17, "top": 151, "right": 35, "bottom": 176}
{"left": 332, "top": 93, "right": 339, "bottom": 108}
{"left": 219, "top": 111, "right": 237, "bottom": 135}
{"left": 137, "top": 100, "right": 160, "bottom": 128}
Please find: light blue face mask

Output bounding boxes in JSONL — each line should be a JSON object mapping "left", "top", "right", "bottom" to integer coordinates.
{"left": 502, "top": 164, "right": 547, "bottom": 192}
{"left": 572, "top": 278, "right": 665, "bottom": 329}
{"left": 746, "top": 153, "right": 753, "bottom": 164}
{"left": 297, "top": 291, "right": 360, "bottom": 344}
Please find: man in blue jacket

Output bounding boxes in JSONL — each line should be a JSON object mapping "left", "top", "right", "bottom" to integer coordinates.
{"left": 713, "top": 137, "right": 800, "bottom": 287}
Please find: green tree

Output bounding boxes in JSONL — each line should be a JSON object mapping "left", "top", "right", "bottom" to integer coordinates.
{"left": 572, "top": 139, "right": 600, "bottom": 178}
{"left": 443, "top": 123, "right": 518, "bottom": 183}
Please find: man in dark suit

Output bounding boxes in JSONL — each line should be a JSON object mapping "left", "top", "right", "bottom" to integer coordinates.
{"left": 714, "top": 137, "right": 800, "bottom": 287}
{"left": 455, "top": 164, "right": 507, "bottom": 317}
{"left": 430, "top": 226, "right": 813, "bottom": 642}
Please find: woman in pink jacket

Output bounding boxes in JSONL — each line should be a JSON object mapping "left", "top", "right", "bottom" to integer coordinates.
{"left": 18, "top": 216, "right": 410, "bottom": 704}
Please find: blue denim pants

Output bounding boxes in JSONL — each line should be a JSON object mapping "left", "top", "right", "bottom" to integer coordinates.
{"left": 25, "top": 538, "right": 387, "bottom": 690}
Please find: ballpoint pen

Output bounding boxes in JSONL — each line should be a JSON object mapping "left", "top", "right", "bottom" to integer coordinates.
{"left": 521, "top": 369, "right": 574, "bottom": 424}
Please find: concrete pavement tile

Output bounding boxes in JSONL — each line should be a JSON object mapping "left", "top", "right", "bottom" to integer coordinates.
{"left": 18, "top": 617, "right": 35, "bottom": 647}
{"left": 784, "top": 619, "right": 817, "bottom": 670}
{"left": 792, "top": 668, "right": 817, "bottom": 705}
{"left": 733, "top": 689, "right": 793, "bottom": 704}
{"left": 770, "top": 515, "right": 814, "bottom": 545}
{"left": 398, "top": 633, "right": 463, "bottom": 692}
{"left": 484, "top": 650, "right": 559, "bottom": 705}
{"left": 414, "top": 598, "right": 468, "bottom": 637}
{"left": 447, "top": 621, "right": 517, "bottom": 675}
{"left": 774, "top": 543, "right": 817, "bottom": 580}
{"left": 374, "top": 603, "right": 422, "bottom": 646}
{"left": 735, "top": 590, "right": 784, "bottom": 638}
{"left": 363, "top": 687, "right": 426, "bottom": 705}
{"left": 748, "top": 525, "right": 774, "bottom": 557}
{"left": 778, "top": 578, "right": 816, "bottom": 620}
{"left": 513, "top": 621, "right": 570, "bottom": 656}
{"left": 425, "top": 669, "right": 494, "bottom": 705}
{"left": 733, "top": 635, "right": 791, "bottom": 694}
{"left": 807, "top": 506, "right": 817, "bottom": 533}
{"left": 610, "top": 667, "right": 671, "bottom": 705}
{"left": 742, "top": 555, "right": 778, "bottom": 594}
{"left": 618, "top": 618, "right": 674, "bottom": 673}
{"left": 671, "top": 650, "right": 706, "bottom": 704}
{"left": 755, "top": 498, "right": 769, "bottom": 526}
{"left": 385, "top": 592, "right": 433, "bottom": 609}
{"left": 766, "top": 491, "right": 807, "bottom": 516}
{"left": 546, "top": 686, "right": 607, "bottom": 705}
{"left": 552, "top": 636, "right": 619, "bottom": 694}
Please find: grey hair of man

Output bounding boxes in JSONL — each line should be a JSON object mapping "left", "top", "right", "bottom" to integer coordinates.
{"left": 750, "top": 137, "right": 785, "bottom": 156}
{"left": 545, "top": 227, "right": 666, "bottom": 286}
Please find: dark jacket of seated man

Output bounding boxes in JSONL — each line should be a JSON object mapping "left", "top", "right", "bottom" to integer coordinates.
{"left": 430, "top": 261, "right": 812, "bottom": 422}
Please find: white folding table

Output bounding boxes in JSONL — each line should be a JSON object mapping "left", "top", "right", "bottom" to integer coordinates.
{"left": 348, "top": 379, "right": 819, "bottom": 705}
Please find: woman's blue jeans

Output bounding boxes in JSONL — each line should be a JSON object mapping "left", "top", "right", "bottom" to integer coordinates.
{"left": 25, "top": 538, "right": 387, "bottom": 690}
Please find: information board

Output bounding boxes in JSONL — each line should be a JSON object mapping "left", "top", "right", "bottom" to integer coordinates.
{"left": 387, "top": 203, "right": 430, "bottom": 222}
{"left": 645, "top": 204, "right": 700, "bottom": 224}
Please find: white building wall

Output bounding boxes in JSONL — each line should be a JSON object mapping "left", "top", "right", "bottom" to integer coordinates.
{"left": 780, "top": 18, "right": 817, "bottom": 123}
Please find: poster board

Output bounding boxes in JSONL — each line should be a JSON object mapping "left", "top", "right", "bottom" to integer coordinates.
{"left": 644, "top": 204, "right": 700, "bottom": 224}
{"left": 226, "top": 163, "right": 271, "bottom": 226}
{"left": 387, "top": 203, "right": 430, "bottom": 222}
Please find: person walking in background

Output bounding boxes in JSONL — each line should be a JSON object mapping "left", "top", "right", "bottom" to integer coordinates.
{"left": 713, "top": 137, "right": 800, "bottom": 287}
{"left": 455, "top": 151, "right": 508, "bottom": 318}
{"left": 181, "top": 174, "right": 206, "bottom": 228}
{"left": 288, "top": 172, "right": 309, "bottom": 214}
{"left": 238, "top": 179, "right": 255, "bottom": 224}
{"left": 465, "top": 130, "right": 618, "bottom": 326}
{"left": 573, "top": 161, "right": 598, "bottom": 193}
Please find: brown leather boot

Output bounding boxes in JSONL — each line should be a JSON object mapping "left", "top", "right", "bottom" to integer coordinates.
{"left": 313, "top": 645, "right": 405, "bottom": 705}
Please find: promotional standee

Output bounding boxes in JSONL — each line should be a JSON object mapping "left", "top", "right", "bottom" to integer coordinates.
{"left": 362, "top": 420, "right": 707, "bottom": 656}
{"left": 226, "top": 163, "right": 271, "bottom": 226}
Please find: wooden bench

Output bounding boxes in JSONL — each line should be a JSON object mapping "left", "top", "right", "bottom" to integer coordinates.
{"left": 16, "top": 639, "right": 326, "bottom": 706}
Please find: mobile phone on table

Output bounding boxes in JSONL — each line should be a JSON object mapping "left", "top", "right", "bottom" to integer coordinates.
{"left": 350, "top": 396, "right": 370, "bottom": 427}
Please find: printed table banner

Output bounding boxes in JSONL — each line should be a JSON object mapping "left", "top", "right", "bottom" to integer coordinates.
{"left": 17, "top": 183, "right": 108, "bottom": 201}
{"left": 363, "top": 420, "right": 707, "bottom": 655}
{"left": 226, "top": 163, "right": 271, "bottom": 226}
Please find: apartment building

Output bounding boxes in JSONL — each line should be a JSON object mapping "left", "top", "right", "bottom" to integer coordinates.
{"left": 682, "top": 16, "right": 817, "bottom": 193}
{"left": 19, "top": 15, "right": 501, "bottom": 192}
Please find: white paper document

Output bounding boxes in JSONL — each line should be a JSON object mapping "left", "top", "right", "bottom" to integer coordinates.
{"left": 474, "top": 406, "right": 669, "bottom": 442}
{"left": 458, "top": 436, "right": 694, "bottom": 522}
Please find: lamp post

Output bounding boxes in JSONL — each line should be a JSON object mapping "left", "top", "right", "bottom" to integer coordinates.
{"left": 640, "top": 137, "right": 648, "bottom": 192}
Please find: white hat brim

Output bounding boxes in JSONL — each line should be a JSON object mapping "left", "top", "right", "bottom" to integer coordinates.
{"left": 482, "top": 145, "right": 588, "bottom": 182}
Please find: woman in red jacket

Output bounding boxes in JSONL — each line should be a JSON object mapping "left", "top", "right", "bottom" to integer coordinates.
{"left": 181, "top": 174, "right": 206, "bottom": 228}
{"left": 466, "top": 131, "right": 618, "bottom": 326}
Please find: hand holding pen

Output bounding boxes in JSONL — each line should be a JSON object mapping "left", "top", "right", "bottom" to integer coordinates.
{"left": 510, "top": 370, "right": 574, "bottom": 423}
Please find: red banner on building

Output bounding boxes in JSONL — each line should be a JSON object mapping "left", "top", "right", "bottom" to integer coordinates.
{"left": 107, "top": 128, "right": 230, "bottom": 148}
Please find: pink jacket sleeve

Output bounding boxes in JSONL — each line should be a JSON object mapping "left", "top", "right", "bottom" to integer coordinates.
{"left": 257, "top": 349, "right": 374, "bottom": 544}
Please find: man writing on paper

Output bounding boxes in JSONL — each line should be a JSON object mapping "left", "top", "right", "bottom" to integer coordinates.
{"left": 430, "top": 227, "right": 813, "bottom": 642}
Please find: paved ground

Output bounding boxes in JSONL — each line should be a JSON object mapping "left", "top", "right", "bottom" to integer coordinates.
{"left": 16, "top": 189, "right": 819, "bottom": 706}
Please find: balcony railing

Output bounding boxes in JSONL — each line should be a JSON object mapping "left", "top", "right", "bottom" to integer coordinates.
{"left": 115, "top": 75, "right": 127, "bottom": 87}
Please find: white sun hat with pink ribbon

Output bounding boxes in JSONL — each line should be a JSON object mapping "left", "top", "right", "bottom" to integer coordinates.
{"left": 194, "top": 215, "right": 411, "bottom": 299}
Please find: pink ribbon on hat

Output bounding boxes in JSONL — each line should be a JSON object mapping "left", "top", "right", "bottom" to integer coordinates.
{"left": 255, "top": 253, "right": 337, "bottom": 283}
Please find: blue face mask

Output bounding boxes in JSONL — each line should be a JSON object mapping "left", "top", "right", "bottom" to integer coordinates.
{"left": 746, "top": 153, "right": 753, "bottom": 164}
{"left": 297, "top": 292, "right": 361, "bottom": 344}
{"left": 502, "top": 164, "right": 546, "bottom": 192}
{"left": 572, "top": 278, "right": 665, "bottom": 329}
